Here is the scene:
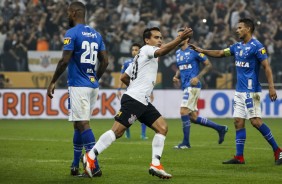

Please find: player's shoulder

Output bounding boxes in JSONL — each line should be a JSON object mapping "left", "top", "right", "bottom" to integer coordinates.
{"left": 124, "top": 58, "right": 133, "bottom": 65}
{"left": 249, "top": 38, "right": 264, "bottom": 48}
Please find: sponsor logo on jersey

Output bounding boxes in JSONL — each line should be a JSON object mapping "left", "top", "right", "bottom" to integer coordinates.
{"left": 260, "top": 48, "right": 266, "bottom": 54}
{"left": 63, "top": 37, "right": 71, "bottom": 45}
{"left": 235, "top": 61, "right": 249, "bottom": 68}
{"left": 179, "top": 64, "right": 192, "bottom": 70}
{"left": 82, "top": 32, "right": 97, "bottom": 38}
{"left": 199, "top": 53, "right": 205, "bottom": 57}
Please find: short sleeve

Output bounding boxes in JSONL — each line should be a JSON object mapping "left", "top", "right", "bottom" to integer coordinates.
{"left": 196, "top": 52, "right": 207, "bottom": 63}
{"left": 125, "top": 63, "right": 133, "bottom": 76}
{"left": 63, "top": 29, "right": 75, "bottom": 51}
{"left": 224, "top": 43, "right": 237, "bottom": 56}
{"left": 145, "top": 45, "right": 160, "bottom": 58}
{"left": 256, "top": 46, "right": 268, "bottom": 62}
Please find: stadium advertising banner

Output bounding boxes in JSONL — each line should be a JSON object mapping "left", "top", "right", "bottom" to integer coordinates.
{"left": 28, "top": 51, "right": 61, "bottom": 72}
{"left": 0, "top": 89, "right": 281, "bottom": 119}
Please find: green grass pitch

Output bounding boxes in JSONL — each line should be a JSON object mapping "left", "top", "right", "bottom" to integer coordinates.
{"left": 0, "top": 118, "right": 282, "bottom": 184}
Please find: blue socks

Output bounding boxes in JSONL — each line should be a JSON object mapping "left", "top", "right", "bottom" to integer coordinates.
{"left": 194, "top": 117, "right": 222, "bottom": 131}
{"left": 235, "top": 128, "right": 246, "bottom": 156}
{"left": 72, "top": 129, "right": 83, "bottom": 167}
{"left": 81, "top": 129, "right": 100, "bottom": 169}
{"left": 181, "top": 115, "right": 191, "bottom": 146}
{"left": 258, "top": 123, "right": 278, "bottom": 151}
{"left": 125, "top": 128, "right": 131, "bottom": 138}
{"left": 141, "top": 123, "right": 147, "bottom": 138}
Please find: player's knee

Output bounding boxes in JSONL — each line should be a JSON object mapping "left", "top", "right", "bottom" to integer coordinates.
{"left": 250, "top": 118, "right": 262, "bottom": 129}
{"left": 157, "top": 123, "right": 168, "bottom": 135}
{"left": 234, "top": 118, "right": 244, "bottom": 129}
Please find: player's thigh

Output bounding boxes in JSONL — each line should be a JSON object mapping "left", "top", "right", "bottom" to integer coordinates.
{"left": 90, "top": 88, "right": 99, "bottom": 112}
{"left": 180, "top": 87, "right": 200, "bottom": 111}
{"left": 114, "top": 94, "right": 146, "bottom": 128}
{"left": 138, "top": 103, "right": 162, "bottom": 128}
{"left": 247, "top": 92, "right": 262, "bottom": 119}
{"left": 233, "top": 91, "right": 248, "bottom": 119}
{"left": 68, "top": 86, "right": 93, "bottom": 121}
{"left": 150, "top": 116, "right": 168, "bottom": 135}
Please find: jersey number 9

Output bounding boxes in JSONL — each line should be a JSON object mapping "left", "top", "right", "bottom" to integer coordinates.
{"left": 81, "top": 41, "right": 98, "bottom": 65}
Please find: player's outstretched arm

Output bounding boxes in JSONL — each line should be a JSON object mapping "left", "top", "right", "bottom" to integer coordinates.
{"left": 96, "top": 50, "right": 109, "bottom": 80}
{"left": 261, "top": 59, "right": 277, "bottom": 101}
{"left": 189, "top": 44, "right": 225, "bottom": 58}
{"left": 154, "top": 27, "right": 193, "bottom": 57}
{"left": 47, "top": 50, "right": 73, "bottom": 99}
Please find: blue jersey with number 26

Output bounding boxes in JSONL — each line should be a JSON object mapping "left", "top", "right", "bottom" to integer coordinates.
{"left": 63, "top": 24, "right": 106, "bottom": 88}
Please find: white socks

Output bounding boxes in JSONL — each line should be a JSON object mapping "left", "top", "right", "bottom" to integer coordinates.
{"left": 152, "top": 133, "right": 166, "bottom": 166}
{"left": 89, "top": 130, "right": 116, "bottom": 160}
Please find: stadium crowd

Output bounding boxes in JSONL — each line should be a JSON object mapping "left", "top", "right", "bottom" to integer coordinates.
{"left": 0, "top": 0, "right": 281, "bottom": 88}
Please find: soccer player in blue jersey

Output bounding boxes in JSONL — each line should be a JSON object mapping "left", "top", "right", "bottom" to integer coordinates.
{"left": 117, "top": 43, "right": 152, "bottom": 140}
{"left": 47, "top": 1, "right": 108, "bottom": 176}
{"left": 173, "top": 28, "right": 228, "bottom": 149}
{"left": 190, "top": 18, "right": 282, "bottom": 165}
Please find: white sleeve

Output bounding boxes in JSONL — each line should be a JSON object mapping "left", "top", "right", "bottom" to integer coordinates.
{"left": 125, "top": 63, "right": 133, "bottom": 76}
{"left": 145, "top": 45, "right": 160, "bottom": 58}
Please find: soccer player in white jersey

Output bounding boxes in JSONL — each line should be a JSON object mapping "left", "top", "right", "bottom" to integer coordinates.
{"left": 47, "top": 2, "right": 108, "bottom": 176}
{"left": 82, "top": 27, "right": 193, "bottom": 179}
{"left": 190, "top": 18, "right": 282, "bottom": 165}
{"left": 117, "top": 43, "right": 152, "bottom": 140}
{"left": 173, "top": 28, "right": 228, "bottom": 149}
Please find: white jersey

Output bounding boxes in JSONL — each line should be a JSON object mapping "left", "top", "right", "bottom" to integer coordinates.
{"left": 124, "top": 45, "right": 159, "bottom": 105}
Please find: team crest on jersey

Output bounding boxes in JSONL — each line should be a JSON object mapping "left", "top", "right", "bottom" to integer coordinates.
{"left": 180, "top": 56, "right": 184, "bottom": 61}
{"left": 260, "top": 48, "right": 266, "bottom": 54}
{"left": 89, "top": 76, "right": 95, "bottom": 83}
{"left": 63, "top": 37, "right": 71, "bottom": 45}
{"left": 128, "top": 114, "right": 137, "bottom": 124}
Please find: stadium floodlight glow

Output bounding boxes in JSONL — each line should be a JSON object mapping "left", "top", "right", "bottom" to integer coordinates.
{"left": 202, "top": 19, "right": 207, "bottom": 23}
{"left": 257, "top": 21, "right": 261, "bottom": 25}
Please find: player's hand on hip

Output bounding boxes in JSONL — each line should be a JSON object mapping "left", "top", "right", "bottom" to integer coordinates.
{"left": 190, "top": 77, "right": 199, "bottom": 86}
{"left": 47, "top": 83, "right": 55, "bottom": 99}
{"left": 269, "top": 88, "right": 277, "bottom": 101}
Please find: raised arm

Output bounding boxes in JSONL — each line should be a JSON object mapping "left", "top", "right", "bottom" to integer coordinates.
{"left": 154, "top": 27, "right": 193, "bottom": 57}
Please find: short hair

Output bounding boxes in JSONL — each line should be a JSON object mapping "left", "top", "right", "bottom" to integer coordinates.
{"left": 238, "top": 18, "right": 255, "bottom": 33}
{"left": 143, "top": 27, "right": 160, "bottom": 44}
{"left": 69, "top": 2, "right": 86, "bottom": 16}
{"left": 131, "top": 43, "right": 142, "bottom": 49}
{"left": 177, "top": 28, "right": 192, "bottom": 39}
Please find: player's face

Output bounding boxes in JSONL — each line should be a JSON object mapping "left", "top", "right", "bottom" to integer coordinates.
{"left": 67, "top": 7, "right": 75, "bottom": 28}
{"left": 146, "top": 30, "right": 162, "bottom": 47}
{"left": 131, "top": 46, "right": 140, "bottom": 57}
{"left": 236, "top": 22, "right": 249, "bottom": 40}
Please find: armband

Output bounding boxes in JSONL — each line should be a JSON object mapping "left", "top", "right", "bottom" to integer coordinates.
{"left": 223, "top": 48, "right": 231, "bottom": 57}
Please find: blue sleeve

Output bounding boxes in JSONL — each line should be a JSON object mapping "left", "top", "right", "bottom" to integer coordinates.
{"left": 196, "top": 52, "right": 207, "bottom": 63}
{"left": 256, "top": 45, "right": 268, "bottom": 62}
{"left": 121, "top": 62, "right": 128, "bottom": 74}
{"left": 223, "top": 43, "right": 237, "bottom": 56}
{"left": 63, "top": 29, "right": 75, "bottom": 51}
{"left": 97, "top": 32, "right": 106, "bottom": 51}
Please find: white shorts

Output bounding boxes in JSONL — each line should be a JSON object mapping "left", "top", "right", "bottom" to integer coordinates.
{"left": 233, "top": 91, "right": 262, "bottom": 119}
{"left": 68, "top": 87, "right": 99, "bottom": 121}
{"left": 180, "top": 87, "right": 201, "bottom": 112}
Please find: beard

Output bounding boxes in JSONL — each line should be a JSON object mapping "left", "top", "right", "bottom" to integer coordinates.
{"left": 68, "top": 19, "right": 74, "bottom": 28}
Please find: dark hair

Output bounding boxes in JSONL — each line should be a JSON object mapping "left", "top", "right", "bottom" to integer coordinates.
{"left": 69, "top": 1, "right": 86, "bottom": 16}
{"left": 177, "top": 28, "right": 185, "bottom": 32}
{"left": 131, "top": 43, "right": 142, "bottom": 49}
{"left": 238, "top": 18, "right": 255, "bottom": 33}
{"left": 143, "top": 27, "right": 160, "bottom": 44}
